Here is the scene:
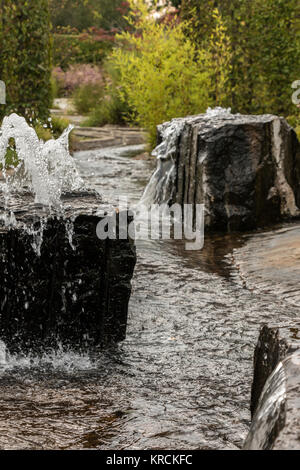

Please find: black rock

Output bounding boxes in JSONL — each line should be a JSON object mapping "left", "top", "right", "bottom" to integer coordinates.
{"left": 147, "top": 113, "right": 300, "bottom": 232}
{"left": 0, "top": 191, "right": 136, "bottom": 354}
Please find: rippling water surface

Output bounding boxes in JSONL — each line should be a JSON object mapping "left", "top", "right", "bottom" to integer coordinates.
{"left": 0, "top": 145, "right": 299, "bottom": 450}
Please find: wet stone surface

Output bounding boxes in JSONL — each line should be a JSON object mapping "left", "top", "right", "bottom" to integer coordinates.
{"left": 0, "top": 145, "right": 299, "bottom": 449}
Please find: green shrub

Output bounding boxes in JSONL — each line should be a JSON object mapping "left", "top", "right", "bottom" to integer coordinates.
{"left": 287, "top": 115, "right": 300, "bottom": 129}
{"left": 53, "top": 33, "right": 112, "bottom": 69}
{"left": 50, "top": 75, "right": 59, "bottom": 104}
{"left": 3, "top": 139, "right": 19, "bottom": 169}
{"left": 83, "top": 60, "right": 132, "bottom": 127}
{"left": 35, "top": 124, "right": 53, "bottom": 142}
{"left": 73, "top": 83, "right": 104, "bottom": 115}
{"left": 50, "top": 116, "right": 71, "bottom": 138}
{"left": 0, "top": 0, "right": 52, "bottom": 122}
{"left": 287, "top": 115, "right": 300, "bottom": 140}
{"left": 182, "top": 0, "right": 300, "bottom": 116}
{"left": 84, "top": 93, "right": 131, "bottom": 127}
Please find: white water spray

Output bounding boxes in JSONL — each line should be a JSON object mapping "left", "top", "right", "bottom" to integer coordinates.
{"left": 141, "top": 107, "right": 232, "bottom": 207}
{"left": 0, "top": 114, "right": 85, "bottom": 254}
{"left": 0, "top": 113, "right": 84, "bottom": 207}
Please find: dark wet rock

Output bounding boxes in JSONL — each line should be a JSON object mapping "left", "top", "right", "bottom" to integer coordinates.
{"left": 0, "top": 192, "right": 136, "bottom": 354}
{"left": 244, "top": 325, "right": 300, "bottom": 450}
{"left": 149, "top": 113, "right": 300, "bottom": 232}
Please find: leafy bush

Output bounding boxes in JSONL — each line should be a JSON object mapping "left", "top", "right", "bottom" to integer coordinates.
{"left": 49, "top": 0, "right": 130, "bottom": 32}
{"left": 182, "top": 0, "right": 300, "bottom": 116}
{"left": 4, "top": 142, "right": 19, "bottom": 169}
{"left": 0, "top": 0, "right": 52, "bottom": 122}
{"left": 53, "top": 64, "right": 103, "bottom": 96}
{"left": 50, "top": 75, "right": 59, "bottom": 104}
{"left": 287, "top": 114, "right": 300, "bottom": 140}
{"left": 111, "top": 1, "right": 231, "bottom": 147}
{"left": 35, "top": 124, "right": 53, "bottom": 142}
{"left": 73, "top": 83, "right": 104, "bottom": 115}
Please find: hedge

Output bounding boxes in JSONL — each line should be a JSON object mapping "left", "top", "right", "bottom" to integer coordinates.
{"left": 0, "top": 0, "right": 52, "bottom": 122}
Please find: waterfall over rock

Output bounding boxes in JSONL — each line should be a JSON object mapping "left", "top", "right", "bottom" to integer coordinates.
{"left": 0, "top": 113, "right": 84, "bottom": 207}
{"left": 142, "top": 109, "right": 300, "bottom": 231}
{"left": 245, "top": 326, "right": 300, "bottom": 450}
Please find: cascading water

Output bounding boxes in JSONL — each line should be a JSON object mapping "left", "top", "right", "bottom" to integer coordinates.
{"left": 140, "top": 118, "right": 185, "bottom": 206}
{"left": 141, "top": 107, "right": 232, "bottom": 207}
{"left": 0, "top": 113, "right": 85, "bottom": 253}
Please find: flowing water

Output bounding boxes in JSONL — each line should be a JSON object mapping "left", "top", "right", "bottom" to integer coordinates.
{"left": 0, "top": 143, "right": 299, "bottom": 450}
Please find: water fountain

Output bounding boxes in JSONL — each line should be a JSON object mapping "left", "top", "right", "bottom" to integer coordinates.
{"left": 0, "top": 114, "right": 136, "bottom": 354}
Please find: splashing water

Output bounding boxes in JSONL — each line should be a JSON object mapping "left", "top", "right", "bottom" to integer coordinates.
{"left": 0, "top": 114, "right": 85, "bottom": 254}
{"left": 205, "top": 106, "right": 232, "bottom": 118}
{"left": 0, "top": 113, "right": 84, "bottom": 207}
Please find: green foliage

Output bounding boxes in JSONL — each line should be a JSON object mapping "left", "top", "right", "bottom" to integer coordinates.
{"left": 49, "top": 0, "right": 129, "bottom": 32}
{"left": 84, "top": 92, "right": 131, "bottom": 127}
{"left": 110, "top": 0, "right": 231, "bottom": 146}
{"left": 53, "top": 33, "right": 111, "bottom": 69}
{"left": 0, "top": 0, "right": 52, "bottom": 122}
{"left": 182, "top": 0, "right": 300, "bottom": 116}
{"left": 50, "top": 74, "right": 59, "bottom": 104}
{"left": 73, "top": 83, "right": 104, "bottom": 115}
{"left": 4, "top": 142, "right": 19, "bottom": 169}
{"left": 206, "top": 9, "right": 232, "bottom": 107}
{"left": 50, "top": 116, "right": 71, "bottom": 139}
